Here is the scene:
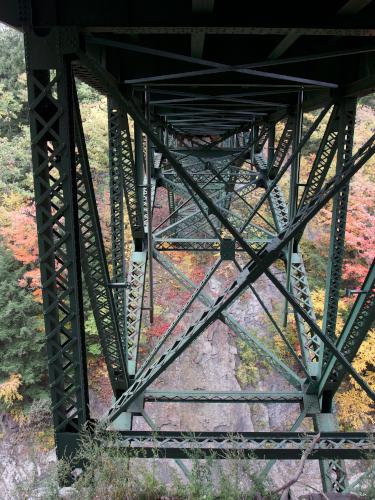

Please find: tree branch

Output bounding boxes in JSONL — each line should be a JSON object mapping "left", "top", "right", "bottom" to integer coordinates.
{"left": 271, "top": 433, "right": 321, "bottom": 498}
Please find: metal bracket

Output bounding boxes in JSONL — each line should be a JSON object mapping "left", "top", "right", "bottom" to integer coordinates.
{"left": 220, "top": 237, "right": 235, "bottom": 260}
{"left": 25, "top": 27, "right": 79, "bottom": 69}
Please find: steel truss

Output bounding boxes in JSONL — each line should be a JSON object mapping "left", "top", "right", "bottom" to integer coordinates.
{"left": 22, "top": 24, "right": 375, "bottom": 494}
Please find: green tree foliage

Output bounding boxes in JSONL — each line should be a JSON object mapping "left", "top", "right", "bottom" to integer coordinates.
{"left": 0, "top": 26, "right": 107, "bottom": 413}
{"left": 0, "top": 244, "right": 46, "bottom": 405}
{"left": 0, "top": 126, "right": 32, "bottom": 203}
{"left": 0, "top": 28, "right": 32, "bottom": 210}
{"left": 0, "top": 27, "right": 27, "bottom": 137}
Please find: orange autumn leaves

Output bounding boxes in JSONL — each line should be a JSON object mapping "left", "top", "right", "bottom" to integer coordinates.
{"left": 0, "top": 204, "right": 41, "bottom": 300}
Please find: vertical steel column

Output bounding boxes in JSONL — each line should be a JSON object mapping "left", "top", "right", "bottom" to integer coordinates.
{"left": 24, "top": 28, "right": 89, "bottom": 459}
{"left": 167, "top": 185, "right": 178, "bottom": 233}
{"left": 268, "top": 115, "right": 295, "bottom": 179}
{"left": 108, "top": 99, "right": 127, "bottom": 350}
{"left": 134, "top": 120, "right": 145, "bottom": 239}
{"left": 257, "top": 154, "right": 321, "bottom": 375}
{"left": 250, "top": 123, "right": 255, "bottom": 162}
{"left": 144, "top": 86, "right": 154, "bottom": 323}
{"left": 320, "top": 260, "right": 375, "bottom": 401}
{"left": 322, "top": 98, "right": 356, "bottom": 352}
{"left": 254, "top": 124, "right": 261, "bottom": 153}
{"left": 108, "top": 98, "right": 146, "bottom": 381}
{"left": 315, "top": 98, "right": 355, "bottom": 494}
{"left": 267, "top": 122, "right": 275, "bottom": 171}
{"left": 126, "top": 117, "right": 147, "bottom": 377}
{"left": 284, "top": 93, "right": 303, "bottom": 327}
{"left": 75, "top": 90, "right": 128, "bottom": 393}
{"left": 109, "top": 103, "right": 144, "bottom": 246}
{"left": 314, "top": 413, "right": 348, "bottom": 492}
{"left": 298, "top": 105, "right": 340, "bottom": 212}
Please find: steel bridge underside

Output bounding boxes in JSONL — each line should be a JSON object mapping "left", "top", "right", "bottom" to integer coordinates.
{"left": 1, "top": 0, "right": 375, "bottom": 493}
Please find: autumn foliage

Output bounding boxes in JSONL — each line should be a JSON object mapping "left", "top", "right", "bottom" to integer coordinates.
{"left": 0, "top": 373, "right": 23, "bottom": 408}
{"left": 0, "top": 204, "right": 41, "bottom": 299}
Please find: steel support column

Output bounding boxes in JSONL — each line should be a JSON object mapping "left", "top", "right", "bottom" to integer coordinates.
{"left": 108, "top": 98, "right": 127, "bottom": 351}
{"left": 24, "top": 28, "right": 90, "bottom": 460}
{"left": 75, "top": 88, "right": 129, "bottom": 394}
{"left": 322, "top": 98, "right": 357, "bottom": 351}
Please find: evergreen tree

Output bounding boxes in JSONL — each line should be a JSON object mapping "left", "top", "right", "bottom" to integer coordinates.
{"left": 0, "top": 27, "right": 27, "bottom": 137}
{"left": 0, "top": 244, "right": 46, "bottom": 405}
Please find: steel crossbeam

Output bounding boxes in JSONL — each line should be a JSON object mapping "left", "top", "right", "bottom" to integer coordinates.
{"left": 154, "top": 238, "right": 270, "bottom": 252}
{"left": 108, "top": 431, "right": 374, "bottom": 460}
{"left": 164, "top": 170, "right": 257, "bottom": 184}
{"left": 144, "top": 391, "right": 304, "bottom": 403}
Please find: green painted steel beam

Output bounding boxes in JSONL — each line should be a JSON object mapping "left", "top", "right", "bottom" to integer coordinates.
{"left": 314, "top": 413, "right": 348, "bottom": 492}
{"left": 154, "top": 238, "right": 270, "bottom": 252}
{"left": 109, "top": 431, "right": 374, "bottom": 460}
{"left": 24, "top": 28, "right": 90, "bottom": 459}
{"left": 108, "top": 98, "right": 128, "bottom": 356}
{"left": 298, "top": 104, "right": 339, "bottom": 212}
{"left": 144, "top": 390, "right": 304, "bottom": 403}
{"left": 126, "top": 250, "right": 147, "bottom": 377}
{"left": 74, "top": 85, "right": 129, "bottom": 392}
{"left": 267, "top": 114, "right": 295, "bottom": 178}
{"left": 322, "top": 98, "right": 356, "bottom": 355}
{"left": 110, "top": 103, "right": 145, "bottom": 242}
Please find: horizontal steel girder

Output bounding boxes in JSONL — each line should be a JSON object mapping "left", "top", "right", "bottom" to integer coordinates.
{"left": 144, "top": 391, "right": 303, "bottom": 403}
{"left": 106, "top": 432, "right": 374, "bottom": 460}
{"left": 154, "top": 238, "right": 270, "bottom": 252}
